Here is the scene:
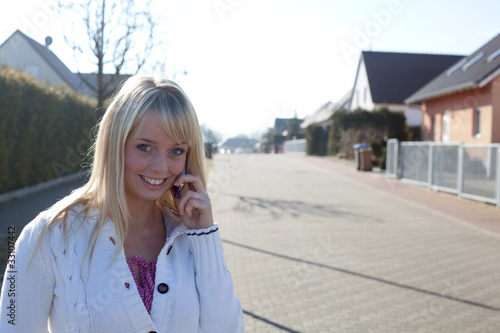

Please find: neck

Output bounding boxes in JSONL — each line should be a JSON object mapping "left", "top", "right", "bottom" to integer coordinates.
{"left": 127, "top": 198, "right": 162, "bottom": 229}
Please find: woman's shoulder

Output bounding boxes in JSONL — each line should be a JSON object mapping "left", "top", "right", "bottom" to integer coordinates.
{"left": 22, "top": 204, "right": 96, "bottom": 241}
{"left": 15, "top": 209, "right": 60, "bottom": 251}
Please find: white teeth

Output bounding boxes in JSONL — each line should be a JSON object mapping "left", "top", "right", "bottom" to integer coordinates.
{"left": 142, "top": 176, "right": 165, "bottom": 186}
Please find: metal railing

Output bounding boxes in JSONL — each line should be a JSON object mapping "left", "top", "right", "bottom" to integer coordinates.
{"left": 386, "top": 139, "right": 500, "bottom": 207}
{"left": 284, "top": 138, "right": 307, "bottom": 155}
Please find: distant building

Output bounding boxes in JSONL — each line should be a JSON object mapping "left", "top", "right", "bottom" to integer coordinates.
{"left": 301, "top": 90, "right": 352, "bottom": 129}
{"left": 406, "top": 33, "right": 500, "bottom": 144}
{"left": 0, "top": 29, "right": 80, "bottom": 89}
{"left": 274, "top": 118, "right": 291, "bottom": 137}
{"left": 349, "top": 51, "right": 464, "bottom": 128}
{"left": 219, "top": 137, "right": 258, "bottom": 154}
{"left": 0, "top": 29, "right": 128, "bottom": 98}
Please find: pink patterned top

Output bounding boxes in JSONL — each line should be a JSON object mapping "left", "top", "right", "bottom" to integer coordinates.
{"left": 127, "top": 256, "right": 157, "bottom": 314}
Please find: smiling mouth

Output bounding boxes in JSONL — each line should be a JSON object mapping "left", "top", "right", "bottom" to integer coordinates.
{"left": 141, "top": 175, "right": 166, "bottom": 186}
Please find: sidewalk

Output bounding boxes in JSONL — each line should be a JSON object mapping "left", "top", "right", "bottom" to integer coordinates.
{"left": 303, "top": 156, "right": 500, "bottom": 236}
{"left": 208, "top": 154, "right": 500, "bottom": 332}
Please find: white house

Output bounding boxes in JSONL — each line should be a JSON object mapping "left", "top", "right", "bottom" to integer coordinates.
{"left": 0, "top": 29, "right": 128, "bottom": 98}
{"left": 301, "top": 89, "right": 352, "bottom": 129}
{"left": 0, "top": 29, "right": 80, "bottom": 89}
{"left": 349, "top": 51, "right": 464, "bottom": 127}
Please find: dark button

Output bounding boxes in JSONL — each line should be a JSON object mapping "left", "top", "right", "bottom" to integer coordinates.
{"left": 167, "top": 245, "right": 173, "bottom": 255}
{"left": 158, "top": 283, "right": 169, "bottom": 294}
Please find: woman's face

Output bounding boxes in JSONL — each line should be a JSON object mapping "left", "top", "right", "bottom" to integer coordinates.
{"left": 124, "top": 111, "right": 188, "bottom": 205}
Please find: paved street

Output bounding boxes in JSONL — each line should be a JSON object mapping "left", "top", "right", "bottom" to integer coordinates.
{"left": 1, "top": 154, "right": 500, "bottom": 332}
{"left": 0, "top": 175, "right": 88, "bottom": 237}
{"left": 209, "top": 154, "right": 500, "bottom": 332}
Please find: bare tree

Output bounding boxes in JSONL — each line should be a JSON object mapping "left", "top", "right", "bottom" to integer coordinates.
{"left": 58, "top": 0, "right": 158, "bottom": 108}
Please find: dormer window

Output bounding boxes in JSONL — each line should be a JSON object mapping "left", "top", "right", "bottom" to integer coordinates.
{"left": 462, "top": 52, "right": 485, "bottom": 71}
{"left": 487, "top": 48, "right": 500, "bottom": 63}
{"left": 446, "top": 58, "right": 467, "bottom": 76}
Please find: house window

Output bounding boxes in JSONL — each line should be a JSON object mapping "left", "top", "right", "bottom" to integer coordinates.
{"left": 442, "top": 111, "right": 451, "bottom": 142}
{"left": 473, "top": 107, "right": 481, "bottom": 138}
{"left": 431, "top": 114, "right": 436, "bottom": 141}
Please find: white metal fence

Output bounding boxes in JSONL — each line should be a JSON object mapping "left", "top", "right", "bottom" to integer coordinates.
{"left": 284, "top": 138, "right": 307, "bottom": 155}
{"left": 386, "top": 139, "right": 500, "bottom": 207}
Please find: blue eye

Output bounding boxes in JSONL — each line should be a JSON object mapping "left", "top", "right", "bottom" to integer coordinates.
{"left": 137, "top": 144, "right": 152, "bottom": 152}
{"left": 171, "top": 148, "right": 185, "bottom": 156}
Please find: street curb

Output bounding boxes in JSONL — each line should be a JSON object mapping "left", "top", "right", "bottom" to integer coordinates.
{"left": 0, "top": 170, "right": 90, "bottom": 205}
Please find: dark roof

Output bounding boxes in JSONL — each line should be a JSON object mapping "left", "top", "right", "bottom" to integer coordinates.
{"left": 14, "top": 30, "right": 81, "bottom": 90}
{"left": 274, "top": 118, "right": 291, "bottom": 135}
{"left": 360, "top": 51, "right": 464, "bottom": 104}
{"left": 406, "top": 33, "right": 500, "bottom": 103}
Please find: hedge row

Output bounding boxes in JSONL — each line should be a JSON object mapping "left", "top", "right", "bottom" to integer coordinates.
{"left": 305, "top": 107, "right": 409, "bottom": 165}
{"left": 305, "top": 125, "right": 327, "bottom": 156}
{"left": 328, "top": 107, "right": 409, "bottom": 157}
{"left": 0, "top": 67, "right": 99, "bottom": 193}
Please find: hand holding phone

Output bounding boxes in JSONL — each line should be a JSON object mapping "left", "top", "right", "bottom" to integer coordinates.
{"left": 170, "top": 154, "right": 214, "bottom": 229}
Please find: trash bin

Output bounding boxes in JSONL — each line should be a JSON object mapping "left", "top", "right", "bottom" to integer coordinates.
{"left": 353, "top": 143, "right": 370, "bottom": 170}
{"left": 359, "top": 147, "right": 373, "bottom": 171}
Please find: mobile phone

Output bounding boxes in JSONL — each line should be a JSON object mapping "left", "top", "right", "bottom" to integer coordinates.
{"left": 174, "top": 168, "right": 186, "bottom": 199}
{"left": 174, "top": 156, "right": 187, "bottom": 199}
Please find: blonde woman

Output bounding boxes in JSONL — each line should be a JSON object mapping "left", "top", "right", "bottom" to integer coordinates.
{"left": 0, "top": 76, "right": 244, "bottom": 332}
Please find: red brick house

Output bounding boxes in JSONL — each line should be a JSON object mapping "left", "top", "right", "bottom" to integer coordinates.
{"left": 406, "top": 33, "right": 500, "bottom": 143}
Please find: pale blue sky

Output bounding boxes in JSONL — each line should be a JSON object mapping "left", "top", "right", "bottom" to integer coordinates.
{"left": 2, "top": 0, "right": 500, "bottom": 139}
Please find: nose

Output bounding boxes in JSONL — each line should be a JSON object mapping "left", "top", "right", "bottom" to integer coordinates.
{"left": 150, "top": 152, "right": 169, "bottom": 174}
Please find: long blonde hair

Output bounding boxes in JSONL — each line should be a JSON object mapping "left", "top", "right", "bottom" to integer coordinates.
{"left": 33, "top": 75, "right": 206, "bottom": 263}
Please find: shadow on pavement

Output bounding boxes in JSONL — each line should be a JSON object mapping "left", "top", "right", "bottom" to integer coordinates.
{"left": 223, "top": 239, "right": 500, "bottom": 313}
{"left": 229, "top": 194, "right": 384, "bottom": 223}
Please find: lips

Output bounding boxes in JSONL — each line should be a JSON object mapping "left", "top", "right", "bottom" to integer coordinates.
{"left": 140, "top": 175, "right": 166, "bottom": 186}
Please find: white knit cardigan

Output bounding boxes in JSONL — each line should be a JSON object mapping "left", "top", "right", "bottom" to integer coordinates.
{"left": 0, "top": 207, "right": 244, "bottom": 332}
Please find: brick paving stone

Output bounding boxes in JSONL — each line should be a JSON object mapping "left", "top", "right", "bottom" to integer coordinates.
{"left": 209, "top": 154, "right": 500, "bottom": 332}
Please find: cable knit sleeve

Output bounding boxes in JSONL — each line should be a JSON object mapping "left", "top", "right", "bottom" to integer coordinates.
{"left": 0, "top": 214, "right": 55, "bottom": 331}
{"left": 186, "top": 224, "right": 244, "bottom": 333}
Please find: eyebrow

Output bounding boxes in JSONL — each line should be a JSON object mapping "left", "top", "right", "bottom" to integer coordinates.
{"left": 135, "top": 138, "right": 187, "bottom": 146}
{"left": 135, "top": 138, "right": 156, "bottom": 143}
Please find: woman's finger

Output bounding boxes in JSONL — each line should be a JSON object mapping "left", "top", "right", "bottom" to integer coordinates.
{"left": 177, "top": 190, "right": 210, "bottom": 213}
{"left": 174, "top": 174, "right": 207, "bottom": 195}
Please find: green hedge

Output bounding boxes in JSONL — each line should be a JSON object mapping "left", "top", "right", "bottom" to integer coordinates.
{"left": 0, "top": 67, "right": 98, "bottom": 193}
{"left": 326, "top": 107, "right": 409, "bottom": 159}
{"left": 305, "top": 124, "right": 327, "bottom": 156}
